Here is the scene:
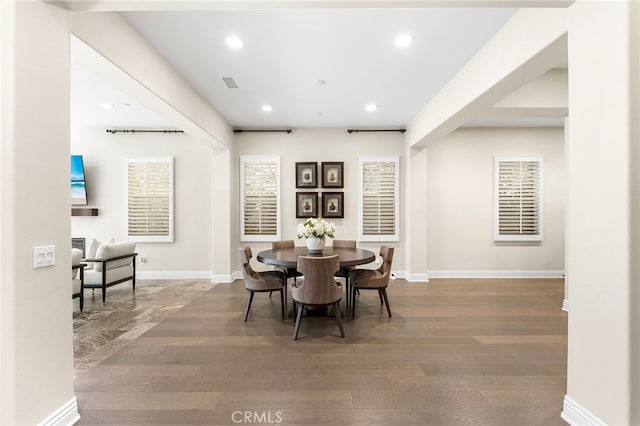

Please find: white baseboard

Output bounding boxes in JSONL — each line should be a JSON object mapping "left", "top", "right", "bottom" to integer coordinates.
{"left": 136, "top": 271, "right": 213, "bottom": 280}
{"left": 562, "top": 298, "right": 569, "bottom": 312}
{"left": 38, "top": 397, "right": 79, "bottom": 426}
{"left": 561, "top": 395, "right": 607, "bottom": 426}
{"left": 213, "top": 271, "right": 243, "bottom": 283}
{"left": 392, "top": 271, "right": 429, "bottom": 282}
{"left": 427, "top": 270, "right": 565, "bottom": 279}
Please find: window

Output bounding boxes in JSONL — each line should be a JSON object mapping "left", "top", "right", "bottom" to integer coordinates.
{"left": 127, "top": 157, "right": 174, "bottom": 243}
{"left": 359, "top": 156, "right": 400, "bottom": 242}
{"left": 240, "top": 156, "right": 281, "bottom": 241}
{"left": 494, "top": 156, "right": 543, "bottom": 241}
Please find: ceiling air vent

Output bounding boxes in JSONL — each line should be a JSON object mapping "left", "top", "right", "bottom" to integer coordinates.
{"left": 222, "top": 77, "right": 239, "bottom": 89}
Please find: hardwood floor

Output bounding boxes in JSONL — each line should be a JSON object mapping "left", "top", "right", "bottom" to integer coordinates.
{"left": 74, "top": 278, "right": 567, "bottom": 425}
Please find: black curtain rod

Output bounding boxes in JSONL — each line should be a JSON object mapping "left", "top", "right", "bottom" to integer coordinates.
{"left": 106, "top": 129, "right": 184, "bottom": 134}
{"left": 347, "top": 129, "right": 406, "bottom": 134}
{"left": 233, "top": 129, "right": 292, "bottom": 134}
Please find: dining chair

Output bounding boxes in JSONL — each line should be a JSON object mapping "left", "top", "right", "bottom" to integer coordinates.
{"left": 291, "top": 254, "right": 345, "bottom": 340}
{"left": 239, "top": 247, "right": 287, "bottom": 321}
{"left": 272, "top": 240, "right": 304, "bottom": 283}
{"left": 331, "top": 239, "right": 356, "bottom": 307}
{"left": 349, "top": 246, "right": 394, "bottom": 318}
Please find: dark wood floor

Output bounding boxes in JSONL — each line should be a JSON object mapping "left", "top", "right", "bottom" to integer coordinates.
{"left": 74, "top": 278, "right": 567, "bottom": 425}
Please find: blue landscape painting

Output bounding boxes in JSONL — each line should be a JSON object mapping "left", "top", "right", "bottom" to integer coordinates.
{"left": 71, "top": 155, "right": 87, "bottom": 205}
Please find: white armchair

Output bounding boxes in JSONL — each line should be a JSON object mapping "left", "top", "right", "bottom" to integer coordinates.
{"left": 84, "top": 242, "right": 137, "bottom": 303}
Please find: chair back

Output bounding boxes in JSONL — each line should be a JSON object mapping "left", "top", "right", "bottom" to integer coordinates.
{"left": 378, "top": 246, "right": 395, "bottom": 279}
{"left": 293, "top": 255, "right": 342, "bottom": 305}
{"left": 238, "top": 247, "right": 262, "bottom": 290}
{"left": 332, "top": 239, "right": 356, "bottom": 249}
{"left": 272, "top": 240, "right": 295, "bottom": 249}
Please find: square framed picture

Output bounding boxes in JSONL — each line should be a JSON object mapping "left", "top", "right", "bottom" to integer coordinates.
{"left": 72, "top": 237, "right": 86, "bottom": 257}
{"left": 296, "top": 162, "right": 318, "bottom": 188}
{"left": 322, "top": 192, "right": 344, "bottom": 218}
{"left": 296, "top": 192, "right": 319, "bottom": 218}
{"left": 321, "top": 162, "right": 344, "bottom": 188}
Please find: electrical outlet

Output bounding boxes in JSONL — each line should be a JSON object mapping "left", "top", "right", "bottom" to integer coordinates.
{"left": 140, "top": 257, "right": 146, "bottom": 264}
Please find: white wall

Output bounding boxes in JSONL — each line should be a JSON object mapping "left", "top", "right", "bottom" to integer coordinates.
{"left": 564, "top": 1, "right": 638, "bottom": 424}
{"left": 233, "top": 129, "right": 406, "bottom": 273}
{"left": 427, "top": 127, "right": 565, "bottom": 274}
{"left": 71, "top": 128, "right": 213, "bottom": 276}
{"left": 0, "top": 2, "right": 77, "bottom": 425}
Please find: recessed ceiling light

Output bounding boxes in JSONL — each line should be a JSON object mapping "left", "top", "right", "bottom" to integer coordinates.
{"left": 225, "top": 35, "right": 244, "bottom": 49}
{"left": 99, "top": 103, "right": 115, "bottom": 110}
{"left": 394, "top": 34, "right": 413, "bottom": 47}
{"left": 261, "top": 104, "right": 273, "bottom": 112}
{"left": 365, "top": 103, "right": 379, "bottom": 112}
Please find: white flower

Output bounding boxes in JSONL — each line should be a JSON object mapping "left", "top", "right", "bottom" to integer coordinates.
{"left": 297, "top": 218, "right": 336, "bottom": 239}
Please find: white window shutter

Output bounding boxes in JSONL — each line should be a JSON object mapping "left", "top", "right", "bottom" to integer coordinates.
{"left": 494, "top": 156, "right": 543, "bottom": 241}
{"left": 127, "top": 157, "right": 174, "bottom": 243}
{"left": 240, "top": 156, "right": 281, "bottom": 241}
{"left": 359, "top": 156, "right": 400, "bottom": 242}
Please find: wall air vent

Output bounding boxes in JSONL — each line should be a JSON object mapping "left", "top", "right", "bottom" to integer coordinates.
{"left": 222, "top": 77, "right": 239, "bottom": 89}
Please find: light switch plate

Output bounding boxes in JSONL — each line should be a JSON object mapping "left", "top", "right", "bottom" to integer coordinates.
{"left": 33, "top": 245, "right": 55, "bottom": 268}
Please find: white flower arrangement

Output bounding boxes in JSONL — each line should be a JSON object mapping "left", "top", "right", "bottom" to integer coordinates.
{"left": 297, "top": 218, "right": 336, "bottom": 240}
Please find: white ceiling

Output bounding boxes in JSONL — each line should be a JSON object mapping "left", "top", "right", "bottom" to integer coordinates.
{"left": 71, "top": 8, "right": 519, "bottom": 130}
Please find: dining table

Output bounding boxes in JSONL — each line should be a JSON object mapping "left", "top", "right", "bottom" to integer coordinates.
{"left": 257, "top": 245, "right": 377, "bottom": 311}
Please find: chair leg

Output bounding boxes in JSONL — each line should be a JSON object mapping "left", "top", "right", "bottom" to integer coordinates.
{"left": 378, "top": 289, "right": 384, "bottom": 305}
{"left": 334, "top": 301, "right": 345, "bottom": 338}
{"left": 243, "top": 291, "right": 255, "bottom": 322}
{"left": 351, "top": 286, "right": 357, "bottom": 318}
{"left": 293, "top": 303, "right": 304, "bottom": 340}
{"left": 102, "top": 284, "right": 106, "bottom": 303}
{"left": 280, "top": 289, "right": 285, "bottom": 320}
{"left": 381, "top": 288, "right": 392, "bottom": 318}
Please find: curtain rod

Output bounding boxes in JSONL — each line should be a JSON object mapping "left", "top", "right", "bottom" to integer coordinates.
{"left": 233, "top": 129, "right": 292, "bottom": 134}
{"left": 347, "top": 129, "right": 406, "bottom": 134}
{"left": 106, "top": 129, "right": 184, "bottom": 134}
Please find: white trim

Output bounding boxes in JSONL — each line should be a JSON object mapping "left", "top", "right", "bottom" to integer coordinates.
{"left": 562, "top": 298, "right": 569, "bottom": 312}
{"left": 392, "top": 271, "right": 429, "bottom": 282}
{"left": 428, "top": 270, "right": 565, "bottom": 279}
{"left": 213, "top": 271, "right": 243, "bottom": 284}
{"left": 561, "top": 395, "right": 607, "bottom": 426}
{"left": 38, "top": 397, "right": 80, "bottom": 426}
{"left": 136, "top": 271, "right": 213, "bottom": 280}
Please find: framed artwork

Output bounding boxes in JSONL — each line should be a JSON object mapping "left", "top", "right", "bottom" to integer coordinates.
{"left": 296, "top": 192, "right": 319, "bottom": 218}
{"left": 321, "top": 162, "right": 344, "bottom": 188}
{"left": 72, "top": 237, "right": 86, "bottom": 257}
{"left": 296, "top": 162, "right": 318, "bottom": 188}
{"left": 322, "top": 192, "right": 344, "bottom": 218}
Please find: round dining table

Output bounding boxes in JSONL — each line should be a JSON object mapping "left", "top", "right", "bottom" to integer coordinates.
{"left": 257, "top": 246, "right": 376, "bottom": 270}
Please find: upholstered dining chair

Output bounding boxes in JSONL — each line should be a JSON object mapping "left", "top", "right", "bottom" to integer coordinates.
{"left": 349, "top": 246, "right": 394, "bottom": 318}
{"left": 292, "top": 254, "right": 345, "bottom": 340}
{"left": 239, "top": 247, "right": 287, "bottom": 322}
{"left": 271, "top": 239, "right": 304, "bottom": 282}
{"left": 331, "top": 239, "right": 357, "bottom": 306}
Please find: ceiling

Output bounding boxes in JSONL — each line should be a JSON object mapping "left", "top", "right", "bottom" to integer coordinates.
{"left": 72, "top": 7, "right": 519, "bottom": 130}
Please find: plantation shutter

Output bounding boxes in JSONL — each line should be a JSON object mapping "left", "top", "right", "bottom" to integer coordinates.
{"left": 127, "top": 157, "right": 174, "bottom": 243}
{"left": 359, "top": 156, "right": 400, "bottom": 242}
{"left": 494, "top": 156, "right": 543, "bottom": 241}
{"left": 240, "top": 156, "right": 281, "bottom": 241}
